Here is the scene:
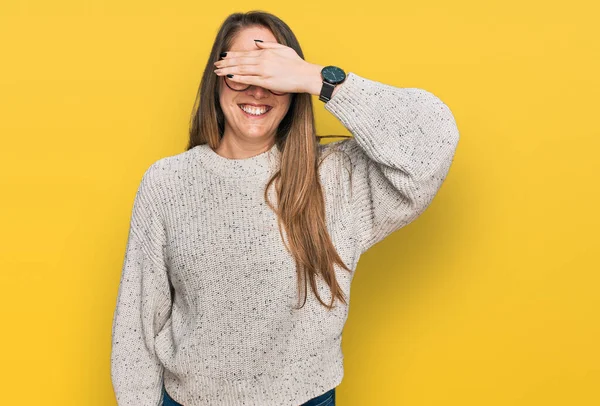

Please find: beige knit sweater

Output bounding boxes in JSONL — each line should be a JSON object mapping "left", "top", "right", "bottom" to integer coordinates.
{"left": 110, "top": 72, "right": 460, "bottom": 405}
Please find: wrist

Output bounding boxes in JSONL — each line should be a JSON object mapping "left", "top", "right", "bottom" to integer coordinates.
{"left": 303, "top": 63, "right": 345, "bottom": 100}
{"left": 304, "top": 63, "right": 325, "bottom": 96}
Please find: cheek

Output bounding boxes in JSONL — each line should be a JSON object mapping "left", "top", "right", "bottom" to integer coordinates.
{"left": 278, "top": 99, "right": 292, "bottom": 118}
{"left": 219, "top": 96, "right": 237, "bottom": 117}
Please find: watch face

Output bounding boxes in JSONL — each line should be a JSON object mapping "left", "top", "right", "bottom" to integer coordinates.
{"left": 321, "top": 66, "right": 346, "bottom": 85}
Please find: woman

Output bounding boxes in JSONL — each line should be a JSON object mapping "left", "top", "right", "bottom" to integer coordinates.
{"left": 110, "top": 10, "right": 459, "bottom": 406}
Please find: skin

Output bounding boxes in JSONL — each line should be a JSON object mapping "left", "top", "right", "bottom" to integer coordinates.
{"left": 213, "top": 26, "right": 344, "bottom": 159}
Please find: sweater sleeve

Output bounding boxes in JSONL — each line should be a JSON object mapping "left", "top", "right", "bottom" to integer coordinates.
{"left": 324, "top": 72, "right": 460, "bottom": 254}
{"left": 110, "top": 162, "right": 172, "bottom": 406}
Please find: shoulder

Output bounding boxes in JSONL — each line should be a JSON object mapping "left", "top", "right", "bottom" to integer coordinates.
{"left": 317, "top": 137, "right": 366, "bottom": 187}
{"left": 318, "top": 137, "right": 366, "bottom": 171}
{"left": 316, "top": 138, "right": 367, "bottom": 211}
{"left": 319, "top": 137, "right": 356, "bottom": 160}
{"left": 137, "top": 147, "right": 200, "bottom": 199}
{"left": 142, "top": 147, "right": 199, "bottom": 183}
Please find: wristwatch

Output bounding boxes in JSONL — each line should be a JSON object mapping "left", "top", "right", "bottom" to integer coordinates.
{"left": 319, "top": 65, "right": 346, "bottom": 103}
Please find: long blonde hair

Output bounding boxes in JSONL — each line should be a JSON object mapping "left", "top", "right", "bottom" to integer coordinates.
{"left": 187, "top": 10, "right": 352, "bottom": 310}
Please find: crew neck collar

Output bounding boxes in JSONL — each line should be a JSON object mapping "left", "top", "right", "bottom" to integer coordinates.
{"left": 194, "top": 142, "right": 281, "bottom": 179}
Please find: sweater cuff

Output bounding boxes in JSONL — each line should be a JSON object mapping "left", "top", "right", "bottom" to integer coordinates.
{"left": 323, "top": 72, "right": 381, "bottom": 139}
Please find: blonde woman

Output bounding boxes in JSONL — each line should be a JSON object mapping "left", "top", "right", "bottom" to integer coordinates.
{"left": 110, "top": 10, "right": 460, "bottom": 406}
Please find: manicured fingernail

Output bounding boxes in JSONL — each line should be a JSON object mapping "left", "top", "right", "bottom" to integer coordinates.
{"left": 254, "top": 39, "right": 263, "bottom": 42}
{"left": 226, "top": 74, "right": 234, "bottom": 78}
{"left": 220, "top": 52, "right": 227, "bottom": 58}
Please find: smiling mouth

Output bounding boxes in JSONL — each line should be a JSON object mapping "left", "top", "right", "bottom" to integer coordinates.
{"left": 238, "top": 104, "right": 273, "bottom": 117}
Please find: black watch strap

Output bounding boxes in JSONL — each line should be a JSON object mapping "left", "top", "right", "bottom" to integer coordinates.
{"left": 319, "top": 81, "right": 336, "bottom": 103}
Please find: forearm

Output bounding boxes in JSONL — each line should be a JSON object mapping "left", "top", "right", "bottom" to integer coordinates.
{"left": 322, "top": 72, "right": 460, "bottom": 253}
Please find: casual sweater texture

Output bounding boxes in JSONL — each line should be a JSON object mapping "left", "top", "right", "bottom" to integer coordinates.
{"left": 110, "top": 72, "right": 460, "bottom": 406}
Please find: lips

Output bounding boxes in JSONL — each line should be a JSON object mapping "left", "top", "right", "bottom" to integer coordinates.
{"left": 238, "top": 104, "right": 273, "bottom": 117}
{"left": 238, "top": 103, "right": 272, "bottom": 108}
{"left": 238, "top": 104, "right": 272, "bottom": 110}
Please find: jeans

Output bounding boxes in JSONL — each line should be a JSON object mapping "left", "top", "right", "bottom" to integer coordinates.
{"left": 299, "top": 387, "right": 335, "bottom": 406}
{"left": 162, "top": 383, "right": 335, "bottom": 406}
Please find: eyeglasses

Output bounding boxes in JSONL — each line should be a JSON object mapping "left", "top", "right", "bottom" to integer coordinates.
{"left": 223, "top": 75, "right": 287, "bottom": 96}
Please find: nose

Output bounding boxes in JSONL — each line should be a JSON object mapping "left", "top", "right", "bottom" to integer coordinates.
{"left": 247, "top": 85, "right": 270, "bottom": 99}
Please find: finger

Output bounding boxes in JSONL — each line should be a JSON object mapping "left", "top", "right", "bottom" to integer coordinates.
{"left": 214, "top": 64, "right": 263, "bottom": 76}
{"left": 224, "top": 74, "right": 268, "bottom": 88}
{"left": 220, "top": 49, "right": 262, "bottom": 59}
{"left": 253, "top": 40, "right": 286, "bottom": 48}
{"left": 214, "top": 56, "right": 261, "bottom": 69}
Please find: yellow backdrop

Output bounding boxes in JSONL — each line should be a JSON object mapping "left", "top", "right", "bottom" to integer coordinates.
{"left": 0, "top": 1, "right": 598, "bottom": 405}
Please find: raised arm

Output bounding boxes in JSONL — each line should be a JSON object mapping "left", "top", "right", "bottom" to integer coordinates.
{"left": 110, "top": 162, "right": 172, "bottom": 405}
{"left": 324, "top": 72, "right": 460, "bottom": 254}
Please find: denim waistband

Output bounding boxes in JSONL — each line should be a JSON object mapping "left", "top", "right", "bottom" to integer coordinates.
{"left": 162, "top": 382, "right": 335, "bottom": 406}
{"left": 300, "top": 387, "right": 336, "bottom": 406}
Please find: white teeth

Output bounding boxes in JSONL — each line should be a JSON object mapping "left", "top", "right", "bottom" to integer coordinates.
{"left": 239, "top": 105, "right": 269, "bottom": 116}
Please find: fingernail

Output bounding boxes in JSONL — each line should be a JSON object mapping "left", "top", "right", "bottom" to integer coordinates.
{"left": 254, "top": 39, "right": 263, "bottom": 42}
{"left": 226, "top": 74, "right": 234, "bottom": 78}
{"left": 220, "top": 52, "right": 227, "bottom": 58}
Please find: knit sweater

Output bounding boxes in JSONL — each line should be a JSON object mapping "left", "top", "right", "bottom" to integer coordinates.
{"left": 110, "top": 72, "right": 460, "bottom": 406}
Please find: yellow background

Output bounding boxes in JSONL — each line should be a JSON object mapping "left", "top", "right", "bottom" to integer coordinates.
{"left": 1, "top": 0, "right": 598, "bottom": 405}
